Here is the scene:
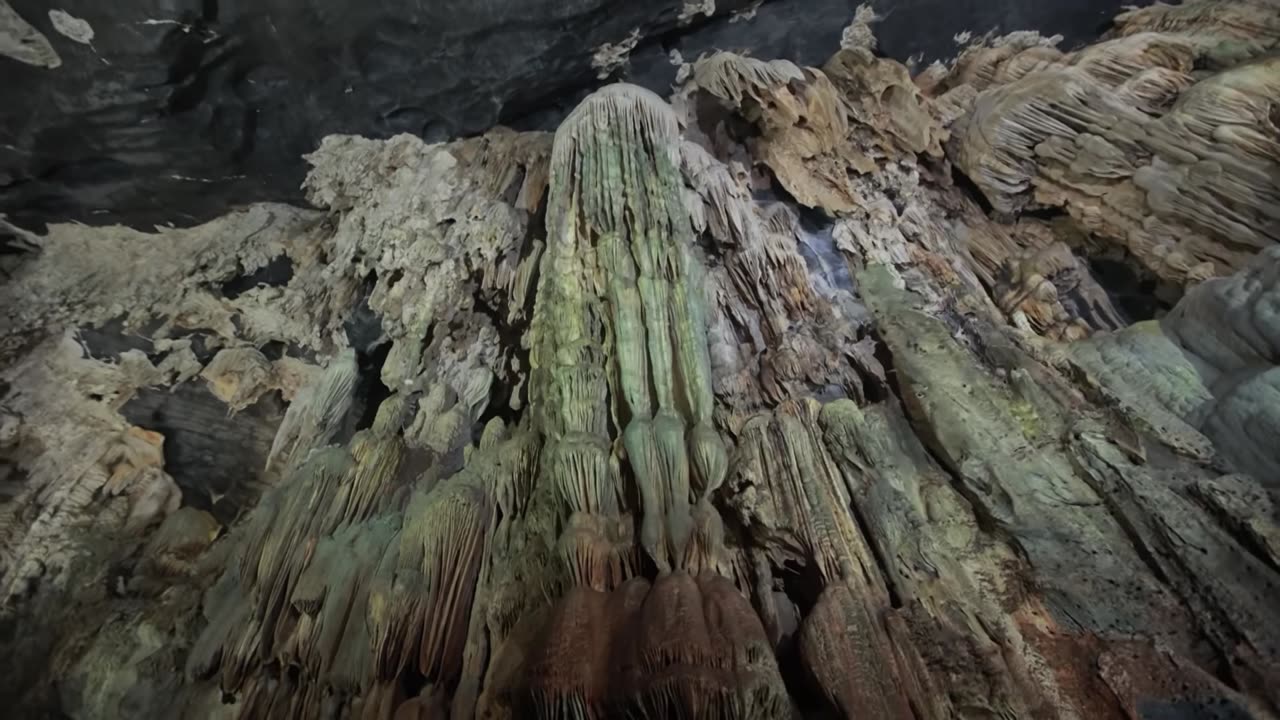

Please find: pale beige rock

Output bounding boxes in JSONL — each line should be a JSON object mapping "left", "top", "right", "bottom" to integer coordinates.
{"left": 947, "top": 12, "right": 1280, "bottom": 285}
{"left": 0, "top": 335, "right": 184, "bottom": 604}
{"left": 48, "top": 9, "right": 93, "bottom": 44}
{"left": 0, "top": 1, "right": 58, "bottom": 67}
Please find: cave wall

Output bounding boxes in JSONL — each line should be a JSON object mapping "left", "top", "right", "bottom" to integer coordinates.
{"left": 1, "top": 0, "right": 1149, "bottom": 230}
{"left": 3, "top": 1, "right": 1280, "bottom": 719}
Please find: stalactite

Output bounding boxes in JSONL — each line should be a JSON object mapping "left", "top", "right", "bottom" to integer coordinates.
{"left": 3, "top": 3, "right": 1280, "bottom": 719}
{"left": 531, "top": 83, "right": 727, "bottom": 573}
{"left": 947, "top": 19, "right": 1280, "bottom": 285}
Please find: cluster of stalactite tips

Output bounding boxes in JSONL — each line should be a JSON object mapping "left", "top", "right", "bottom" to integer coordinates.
{"left": 1, "top": 1, "right": 1280, "bottom": 718}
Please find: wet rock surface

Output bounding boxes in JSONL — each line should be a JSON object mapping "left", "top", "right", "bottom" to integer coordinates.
{"left": 2, "top": 0, "right": 1147, "bottom": 231}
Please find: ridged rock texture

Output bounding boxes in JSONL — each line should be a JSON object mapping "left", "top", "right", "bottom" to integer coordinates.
{"left": 1, "top": 1, "right": 1279, "bottom": 718}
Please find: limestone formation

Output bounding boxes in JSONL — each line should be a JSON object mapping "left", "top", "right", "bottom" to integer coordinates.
{"left": 2, "top": 2, "right": 1279, "bottom": 719}
{"left": 0, "top": 2, "right": 59, "bottom": 68}
{"left": 946, "top": 2, "right": 1280, "bottom": 286}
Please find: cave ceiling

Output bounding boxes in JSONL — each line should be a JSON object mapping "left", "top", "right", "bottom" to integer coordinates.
{"left": 3, "top": 0, "right": 1147, "bottom": 230}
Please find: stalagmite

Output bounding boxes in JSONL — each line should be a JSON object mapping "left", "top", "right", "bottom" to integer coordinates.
{"left": 531, "top": 83, "right": 728, "bottom": 573}
{"left": 2, "top": 2, "right": 1280, "bottom": 718}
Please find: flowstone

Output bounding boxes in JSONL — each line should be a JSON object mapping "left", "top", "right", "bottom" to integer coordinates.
{"left": 2, "top": 1, "right": 1279, "bottom": 718}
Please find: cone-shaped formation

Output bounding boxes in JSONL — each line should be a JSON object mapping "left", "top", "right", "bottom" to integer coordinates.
{"left": 185, "top": 384, "right": 504, "bottom": 717}
{"left": 525, "top": 572, "right": 790, "bottom": 718}
{"left": 558, "top": 511, "right": 636, "bottom": 591}
{"left": 800, "top": 584, "right": 915, "bottom": 719}
{"left": 513, "top": 83, "right": 789, "bottom": 718}
{"left": 531, "top": 84, "right": 727, "bottom": 571}
{"left": 266, "top": 349, "right": 358, "bottom": 472}
{"left": 372, "top": 475, "right": 491, "bottom": 686}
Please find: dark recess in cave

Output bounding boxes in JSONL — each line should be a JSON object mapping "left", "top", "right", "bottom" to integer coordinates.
{"left": 219, "top": 255, "right": 294, "bottom": 299}
{"left": 122, "top": 382, "right": 284, "bottom": 524}
{"left": 351, "top": 340, "right": 394, "bottom": 433}
{"left": 344, "top": 273, "right": 388, "bottom": 355}
{"left": 776, "top": 561, "right": 832, "bottom": 717}
{"left": 1091, "top": 257, "right": 1165, "bottom": 322}
{"left": 1, "top": 0, "right": 1153, "bottom": 233}
{"left": 76, "top": 317, "right": 157, "bottom": 362}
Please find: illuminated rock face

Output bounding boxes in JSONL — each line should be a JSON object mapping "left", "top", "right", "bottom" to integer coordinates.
{"left": 2, "top": 2, "right": 1280, "bottom": 718}
{"left": 530, "top": 84, "right": 726, "bottom": 576}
